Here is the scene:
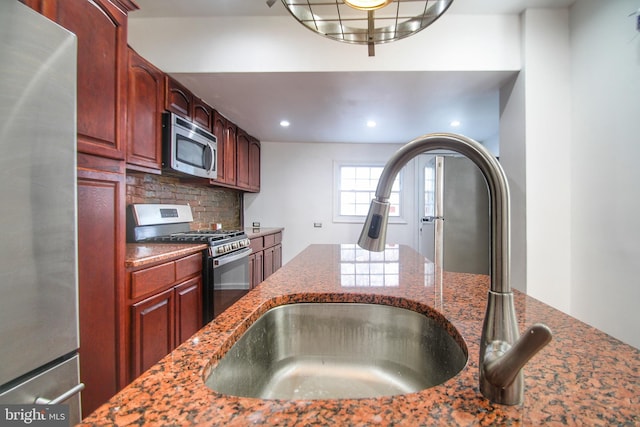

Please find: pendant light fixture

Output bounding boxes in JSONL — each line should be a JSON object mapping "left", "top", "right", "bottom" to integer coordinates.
{"left": 279, "top": 0, "right": 454, "bottom": 56}
{"left": 343, "top": 0, "right": 392, "bottom": 10}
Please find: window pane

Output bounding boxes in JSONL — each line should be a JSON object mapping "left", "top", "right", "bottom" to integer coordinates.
{"left": 338, "top": 165, "right": 402, "bottom": 218}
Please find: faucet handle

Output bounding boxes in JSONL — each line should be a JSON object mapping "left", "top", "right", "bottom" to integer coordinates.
{"left": 484, "top": 323, "right": 552, "bottom": 388}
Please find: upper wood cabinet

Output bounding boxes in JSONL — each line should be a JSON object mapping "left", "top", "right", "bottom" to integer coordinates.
{"left": 165, "top": 77, "right": 212, "bottom": 129}
{"left": 192, "top": 96, "right": 213, "bottom": 130}
{"left": 126, "top": 47, "right": 164, "bottom": 173}
{"left": 27, "top": 0, "right": 134, "bottom": 160}
{"left": 237, "top": 128, "right": 261, "bottom": 192}
{"left": 165, "top": 76, "right": 193, "bottom": 120}
{"left": 211, "top": 111, "right": 237, "bottom": 187}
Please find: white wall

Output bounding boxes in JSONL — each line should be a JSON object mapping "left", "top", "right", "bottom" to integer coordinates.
{"left": 128, "top": 14, "right": 520, "bottom": 73}
{"left": 522, "top": 9, "right": 573, "bottom": 311}
{"left": 499, "top": 73, "right": 527, "bottom": 293}
{"left": 244, "top": 142, "right": 415, "bottom": 265}
{"left": 569, "top": 0, "right": 640, "bottom": 349}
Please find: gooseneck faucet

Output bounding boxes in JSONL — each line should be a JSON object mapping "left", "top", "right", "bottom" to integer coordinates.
{"left": 358, "top": 133, "right": 552, "bottom": 405}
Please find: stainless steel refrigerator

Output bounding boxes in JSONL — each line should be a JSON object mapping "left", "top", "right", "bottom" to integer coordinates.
{"left": 0, "top": 1, "right": 83, "bottom": 424}
{"left": 419, "top": 155, "right": 490, "bottom": 275}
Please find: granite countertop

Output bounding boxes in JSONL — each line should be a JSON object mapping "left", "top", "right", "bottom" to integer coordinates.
{"left": 243, "top": 227, "right": 284, "bottom": 239}
{"left": 125, "top": 243, "right": 208, "bottom": 268}
{"left": 83, "top": 244, "right": 639, "bottom": 426}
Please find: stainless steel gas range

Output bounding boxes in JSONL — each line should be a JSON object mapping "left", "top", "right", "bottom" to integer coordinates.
{"left": 127, "top": 204, "right": 251, "bottom": 323}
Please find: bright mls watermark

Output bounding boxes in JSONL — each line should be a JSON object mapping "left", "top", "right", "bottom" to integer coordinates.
{"left": 0, "top": 405, "right": 68, "bottom": 426}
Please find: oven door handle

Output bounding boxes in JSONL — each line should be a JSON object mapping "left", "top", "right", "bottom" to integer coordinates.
{"left": 213, "top": 247, "right": 252, "bottom": 268}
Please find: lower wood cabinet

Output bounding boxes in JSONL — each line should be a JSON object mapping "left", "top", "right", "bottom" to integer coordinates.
{"left": 126, "top": 252, "right": 203, "bottom": 382}
{"left": 249, "top": 230, "right": 282, "bottom": 288}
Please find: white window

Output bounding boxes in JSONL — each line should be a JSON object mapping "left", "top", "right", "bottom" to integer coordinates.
{"left": 334, "top": 162, "right": 404, "bottom": 223}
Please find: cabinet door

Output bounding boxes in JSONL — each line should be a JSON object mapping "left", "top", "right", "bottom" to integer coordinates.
{"left": 165, "top": 76, "right": 193, "bottom": 120}
{"left": 175, "top": 277, "right": 202, "bottom": 345}
{"left": 212, "top": 111, "right": 237, "bottom": 187}
{"left": 248, "top": 138, "right": 261, "bottom": 192}
{"left": 126, "top": 47, "right": 164, "bottom": 172}
{"left": 192, "top": 96, "right": 213, "bottom": 130}
{"left": 236, "top": 128, "right": 250, "bottom": 190}
{"left": 131, "top": 287, "right": 175, "bottom": 380}
{"left": 273, "top": 243, "right": 282, "bottom": 271}
{"left": 76, "top": 155, "right": 125, "bottom": 417}
{"left": 252, "top": 251, "right": 264, "bottom": 288}
{"left": 264, "top": 246, "right": 274, "bottom": 280}
{"left": 223, "top": 120, "right": 238, "bottom": 186}
{"left": 42, "top": 0, "right": 130, "bottom": 159}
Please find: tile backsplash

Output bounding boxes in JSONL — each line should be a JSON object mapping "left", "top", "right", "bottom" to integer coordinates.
{"left": 126, "top": 172, "right": 241, "bottom": 230}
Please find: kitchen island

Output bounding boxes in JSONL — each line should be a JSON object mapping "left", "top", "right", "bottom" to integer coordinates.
{"left": 81, "top": 244, "right": 639, "bottom": 426}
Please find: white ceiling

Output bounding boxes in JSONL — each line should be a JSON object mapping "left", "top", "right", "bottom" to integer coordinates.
{"left": 130, "top": 0, "right": 575, "bottom": 145}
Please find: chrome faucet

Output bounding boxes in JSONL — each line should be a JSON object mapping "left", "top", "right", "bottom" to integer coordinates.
{"left": 358, "top": 133, "right": 552, "bottom": 405}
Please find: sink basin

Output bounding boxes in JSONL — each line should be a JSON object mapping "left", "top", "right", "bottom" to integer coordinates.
{"left": 206, "top": 302, "right": 468, "bottom": 400}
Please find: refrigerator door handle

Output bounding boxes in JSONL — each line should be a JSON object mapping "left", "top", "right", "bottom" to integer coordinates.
{"left": 34, "top": 383, "right": 85, "bottom": 405}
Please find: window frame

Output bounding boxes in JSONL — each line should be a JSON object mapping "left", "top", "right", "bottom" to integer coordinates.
{"left": 333, "top": 161, "right": 407, "bottom": 224}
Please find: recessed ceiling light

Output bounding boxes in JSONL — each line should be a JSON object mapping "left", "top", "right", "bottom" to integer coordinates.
{"left": 367, "top": 120, "right": 377, "bottom": 128}
{"left": 280, "top": 120, "right": 290, "bottom": 127}
{"left": 450, "top": 120, "right": 461, "bottom": 127}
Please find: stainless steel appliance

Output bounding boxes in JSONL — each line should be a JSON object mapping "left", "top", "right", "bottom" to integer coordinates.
{"left": 419, "top": 155, "right": 490, "bottom": 274}
{"left": 127, "top": 204, "right": 251, "bottom": 324}
{"left": 0, "top": 1, "right": 83, "bottom": 424}
{"left": 163, "top": 112, "right": 217, "bottom": 179}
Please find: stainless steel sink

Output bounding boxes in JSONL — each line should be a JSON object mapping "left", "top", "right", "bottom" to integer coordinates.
{"left": 205, "top": 302, "right": 468, "bottom": 400}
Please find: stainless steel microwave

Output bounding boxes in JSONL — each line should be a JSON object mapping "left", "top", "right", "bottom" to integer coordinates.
{"left": 162, "top": 112, "right": 217, "bottom": 179}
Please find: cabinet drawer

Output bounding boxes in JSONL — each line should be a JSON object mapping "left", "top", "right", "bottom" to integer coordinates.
{"left": 250, "top": 237, "right": 264, "bottom": 252}
{"left": 263, "top": 233, "right": 275, "bottom": 248}
{"left": 131, "top": 262, "right": 175, "bottom": 299}
{"left": 175, "top": 253, "right": 202, "bottom": 282}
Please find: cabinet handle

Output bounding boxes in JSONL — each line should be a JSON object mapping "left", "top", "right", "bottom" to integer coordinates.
{"left": 34, "top": 383, "right": 85, "bottom": 405}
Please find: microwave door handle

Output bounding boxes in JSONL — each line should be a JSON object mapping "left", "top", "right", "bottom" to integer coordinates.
{"left": 203, "top": 144, "right": 214, "bottom": 171}
{"left": 213, "top": 247, "right": 252, "bottom": 268}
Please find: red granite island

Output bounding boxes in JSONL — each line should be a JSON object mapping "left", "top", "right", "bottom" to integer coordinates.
{"left": 81, "top": 244, "right": 639, "bottom": 426}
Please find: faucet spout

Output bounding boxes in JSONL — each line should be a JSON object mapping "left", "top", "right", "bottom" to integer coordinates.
{"left": 358, "top": 133, "right": 552, "bottom": 405}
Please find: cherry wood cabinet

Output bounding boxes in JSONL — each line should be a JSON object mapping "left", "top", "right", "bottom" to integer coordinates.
{"left": 193, "top": 96, "right": 213, "bottom": 130}
{"left": 237, "top": 129, "right": 261, "bottom": 192}
{"left": 131, "top": 287, "right": 174, "bottom": 379}
{"left": 25, "top": 0, "right": 134, "bottom": 160}
{"left": 126, "top": 252, "right": 203, "bottom": 382}
{"left": 248, "top": 230, "right": 282, "bottom": 288}
{"left": 126, "top": 47, "right": 164, "bottom": 173}
{"left": 76, "top": 154, "right": 126, "bottom": 418}
{"left": 165, "top": 76, "right": 193, "bottom": 121}
{"left": 264, "top": 244, "right": 282, "bottom": 280}
{"left": 211, "top": 111, "right": 237, "bottom": 187}
{"left": 175, "top": 277, "right": 202, "bottom": 345}
{"left": 249, "top": 251, "right": 264, "bottom": 289}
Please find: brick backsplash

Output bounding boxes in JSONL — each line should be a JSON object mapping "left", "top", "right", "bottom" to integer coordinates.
{"left": 126, "top": 172, "right": 241, "bottom": 230}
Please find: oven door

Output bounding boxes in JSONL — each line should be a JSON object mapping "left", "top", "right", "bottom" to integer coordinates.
{"left": 213, "top": 247, "right": 252, "bottom": 289}
{"left": 204, "top": 247, "right": 251, "bottom": 323}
